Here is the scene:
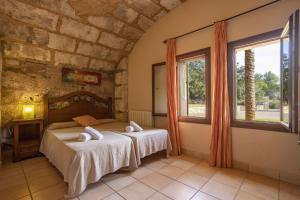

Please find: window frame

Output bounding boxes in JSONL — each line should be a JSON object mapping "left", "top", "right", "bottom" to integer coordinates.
{"left": 227, "top": 29, "right": 291, "bottom": 132}
{"left": 177, "top": 47, "right": 211, "bottom": 124}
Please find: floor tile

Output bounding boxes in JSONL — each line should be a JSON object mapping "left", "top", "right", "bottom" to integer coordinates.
{"left": 140, "top": 172, "right": 173, "bottom": 190}
{"left": 170, "top": 159, "right": 195, "bottom": 170}
{"left": 160, "top": 180, "right": 197, "bottom": 200}
{"left": 148, "top": 192, "right": 172, "bottom": 200}
{"left": 189, "top": 161, "right": 218, "bottom": 179}
{"left": 129, "top": 166, "right": 153, "bottom": 179}
{"left": 201, "top": 180, "right": 238, "bottom": 200}
{"left": 118, "top": 181, "right": 155, "bottom": 200}
{"left": 158, "top": 165, "right": 185, "bottom": 179}
{"left": 28, "top": 170, "right": 63, "bottom": 193}
{"left": 0, "top": 163, "right": 23, "bottom": 179}
{"left": 102, "top": 193, "right": 124, "bottom": 200}
{"left": 0, "top": 183, "right": 30, "bottom": 200}
{"left": 0, "top": 172, "right": 27, "bottom": 189}
{"left": 191, "top": 191, "right": 219, "bottom": 200}
{"left": 180, "top": 155, "right": 201, "bottom": 164}
{"left": 32, "top": 182, "right": 67, "bottom": 200}
{"left": 279, "top": 181, "right": 300, "bottom": 200}
{"left": 177, "top": 172, "right": 208, "bottom": 189}
{"left": 241, "top": 173, "right": 279, "bottom": 200}
{"left": 160, "top": 156, "right": 181, "bottom": 164}
{"left": 78, "top": 182, "right": 114, "bottom": 200}
{"left": 21, "top": 157, "right": 47, "bottom": 166}
{"left": 19, "top": 195, "right": 33, "bottom": 200}
{"left": 22, "top": 160, "right": 52, "bottom": 174}
{"left": 211, "top": 168, "right": 247, "bottom": 188}
{"left": 144, "top": 160, "right": 167, "bottom": 171}
{"left": 235, "top": 191, "right": 264, "bottom": 200}
{"left": 102, "top": 173, "right": 136, "bottom": 191}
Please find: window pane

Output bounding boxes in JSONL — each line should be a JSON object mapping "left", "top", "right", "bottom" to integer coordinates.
{"left": 235, "top": 40, "right": 281, "bottom": 122}
{"left": 179, "top": 55, "right": 206, "bottom": 118}
{"left": 281, "top": 37, "right": 289, "bottom": 124}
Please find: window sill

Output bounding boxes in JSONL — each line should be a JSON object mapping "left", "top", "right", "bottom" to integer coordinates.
{"left": 178, "top": 116, "right": 211, "bottom": 124}
{"left": 231, "top": 120, "right": 291, "bottom": 133}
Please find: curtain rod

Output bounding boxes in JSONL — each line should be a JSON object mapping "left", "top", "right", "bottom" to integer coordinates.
{"left": 163, "top": 0, "right": 281, "bottom": 44}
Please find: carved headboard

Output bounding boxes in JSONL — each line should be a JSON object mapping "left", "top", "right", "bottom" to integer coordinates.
{"left": 44, "top": 91, "right": 113, "bottom": 125}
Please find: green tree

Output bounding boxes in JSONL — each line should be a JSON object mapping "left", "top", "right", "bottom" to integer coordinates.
{"left": 187, "top": 60, "right": 205, "bottom": 103}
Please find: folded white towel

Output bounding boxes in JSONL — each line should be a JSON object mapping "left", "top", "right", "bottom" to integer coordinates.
{"left": 126, "top": 126, "right": 135, "bottom": 133}
{"left": 78, "top": 132, "right": 92, "bottom": 142}
{"left": 130, "top": 121, "right": 143, "bottom": 132}
{"left": 84, "top": 126, "right": 103, "bottom": 140}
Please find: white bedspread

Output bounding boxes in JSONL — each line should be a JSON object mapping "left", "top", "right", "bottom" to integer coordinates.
{"left": 40, "top": 125, "right": 138, "bottom": 197}
{"left": 96, "top": 122, "right": 172, "bottom": 165}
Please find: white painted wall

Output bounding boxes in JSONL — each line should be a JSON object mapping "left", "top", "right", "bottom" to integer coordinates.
{"left": 128, "top": 0, "right": 300, "bottom": 184}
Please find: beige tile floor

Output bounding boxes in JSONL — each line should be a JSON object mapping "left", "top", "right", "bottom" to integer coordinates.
{"left": 0, "top": 154, "right": 300, "bottom": 200}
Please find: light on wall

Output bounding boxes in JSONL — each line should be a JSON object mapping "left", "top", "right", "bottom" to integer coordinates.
{"left": 22, "top": 104, "right": 35, "bottom": 119}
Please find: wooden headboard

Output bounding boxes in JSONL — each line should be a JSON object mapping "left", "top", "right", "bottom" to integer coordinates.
{"left": 44, "top": 91, "right": 113, "bottom": 125}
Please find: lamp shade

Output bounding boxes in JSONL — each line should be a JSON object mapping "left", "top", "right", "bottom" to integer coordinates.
{"left": 22, "top": 104, "right": 35, "bottom": 119}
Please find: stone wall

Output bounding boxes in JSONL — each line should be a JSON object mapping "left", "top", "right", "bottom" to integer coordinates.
{"left": 0, "top": 0, "right": 185, "bottom": 125}
{"left": 0, "top": 0, "right": 119, "bottom": 125}
{"left": 115, "top": 57, "right": 128, "bottom": 122}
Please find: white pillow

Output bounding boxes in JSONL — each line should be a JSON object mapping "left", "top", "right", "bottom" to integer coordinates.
{"left": 130, "top": 121, "right": 143, "bottom": 132}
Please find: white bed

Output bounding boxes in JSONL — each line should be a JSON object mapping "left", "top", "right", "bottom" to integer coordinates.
{"left": 41, "top": 91, "right": 139, "bottom": 197}
{"left": 40, "top": 125, "right": 138, "bottom": 197}
{"left": 94, "top": 122, "right": 172, "bottom": 165}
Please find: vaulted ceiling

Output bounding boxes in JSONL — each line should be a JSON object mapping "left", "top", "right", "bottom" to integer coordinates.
{"left": 66, "top": 0, "right": 186, "bottom": 62}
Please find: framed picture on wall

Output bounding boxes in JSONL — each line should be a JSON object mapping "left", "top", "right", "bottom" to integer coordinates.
{"left": 62, "top": 67, "right": 102, "bottom": 85}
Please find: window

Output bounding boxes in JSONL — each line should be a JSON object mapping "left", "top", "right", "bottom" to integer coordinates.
{"left": 228, "top": 10, "right": 299, "bottom": 132}
{"left": 177, "top": 48, "right": 211, "bottom": 123}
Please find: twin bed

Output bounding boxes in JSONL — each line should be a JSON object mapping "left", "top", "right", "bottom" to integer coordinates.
{"left": 40, "top": 91, "right": 171, "bottom": 197}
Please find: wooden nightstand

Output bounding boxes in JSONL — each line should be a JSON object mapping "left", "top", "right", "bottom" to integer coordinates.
{"left": 12, "top": 118, "right": 43, "bottom": 161}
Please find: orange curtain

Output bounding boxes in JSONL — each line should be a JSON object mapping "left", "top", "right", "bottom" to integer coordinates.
{"left": 209, "top": 21, "right": 232, "bottom": 168}
{"left": 166, "top": 39, "right": 181, "bottom": 156}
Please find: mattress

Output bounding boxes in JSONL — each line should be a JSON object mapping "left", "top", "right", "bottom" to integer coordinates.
{"left": 96, "top": 122, "right": 172, "bottom": 165}
{"left": 40, "top": 125, "right": 138, "bottom": 197}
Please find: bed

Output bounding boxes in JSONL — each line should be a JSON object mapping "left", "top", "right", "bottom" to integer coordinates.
{"left": 40, "top": 91, "right": 138, "bottom": 197}
{"left": 93, "top": 122, "right": 172, "bottom": 165}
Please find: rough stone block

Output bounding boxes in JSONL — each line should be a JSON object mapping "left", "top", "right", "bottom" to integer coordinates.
{"left": 77, "top": 42, "right": 109, "bottom": 59}
{"left": 115, "top": 98, "right": 128, "bottom": 112}
{"left": 98, "top": 32, "right": 128, "bottom": 50}
{"left": 115, "top": 112, "right": 128, "bottom": 122}
{"left": 4, "top": 42, "right": 51, "bottom": 62}
{"left": 113, "top": 4, "right": 138, "bottom": 24}
{"left": 100, "top": 79, "right": 115, "bottom": 95}
{"left": 89, "top": 59, "right": 115, "bottom": 71}
{"left": 153, "top": 10, "right": 167, "bottom": 21}
{"left": 117, "top": 57, "right": 128, "bottom": 70}
{"left": 87, "top": 16, "right": 124, "bottom": 33}
{"left": 0, "top": 18, "right": 49, "bottom": 46}
{"left": 5, "top": 59, "right": 20, "bottom": 66}
{"left": 127, "top": 0, "right": 160, "bottom": 17}
{"left": 137, "top": 15, "right": 154, "bottom": 31}
{"left": 0, "top": 0, "right": 59, "bottom": 30}
{"left": 22, "top": 0, "right": 79, "bottom": 19}
{"left": 77, "top": 42, "right": 121, "bottom": 62}
{"left": 121, "top": 25, "right": 143, "bottom": 40}
{"left": 115, "top": 85, "right": 128, "bottom": 99}
{"left": 48, "top": 33, "right": 76, "bottom": 52}
{"left": 60, "top": 17, "right": 100, "bottom": 42}
{"left": 54, "top": 51, "right": 89, "bottom": 67}
{"left": 125, "top": 42, "right": 135, "bottom": 52}
{"left": 115, "top": 71, "right": 128, "bottom": 85}
{"left": 160, "top": 0, "right": 182, "bottom": 10}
